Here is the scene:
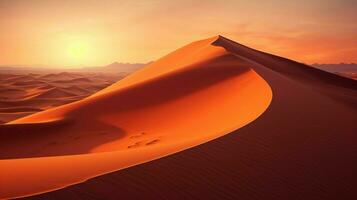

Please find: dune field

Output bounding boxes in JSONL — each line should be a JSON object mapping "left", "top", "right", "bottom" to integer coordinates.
{"left": 0, "top": 72, "right": 123, "bottom": 124}
{"left": 1, "top": 36, "right": 357, "bottom": 199}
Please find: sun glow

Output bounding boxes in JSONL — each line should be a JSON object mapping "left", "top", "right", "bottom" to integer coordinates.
{"left": 1, "top": 1, "right": 357, "bottom": 66}
{"left": 64, "top": 40, "right": 91, "bottom": 66}
{"left": 67, "top": 41, "right": 88, "bottom": 60}
{"left": 46, "top": 33, "right": 120, "bottom": 67}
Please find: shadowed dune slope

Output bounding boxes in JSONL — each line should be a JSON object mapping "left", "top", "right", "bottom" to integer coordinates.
{"left": 0, "top": 36, "right": 272, "bottom": 199}
{"left": 20, "top": 36, "right": 357, "bottom": 200}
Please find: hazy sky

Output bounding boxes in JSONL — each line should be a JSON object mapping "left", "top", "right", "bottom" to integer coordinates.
{"left": 1, "top": 0, "right": 356, "bottom": 67}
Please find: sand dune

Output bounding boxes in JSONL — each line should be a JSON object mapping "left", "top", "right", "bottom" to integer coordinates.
{"left": 1, "top": 36, "right": 357, "bottom": 199}
{"left": 11, "top": 80, "right": 48, "bottom": 86}
{"left": 38, "top": 36, "right": 356, "bottom": 200}
{"left": 27, "top": 88, "right": 77, "bottom": 99}
{"left": 39, "top": 72, "right": 82, "bottom": 80}
{"left": 0, "top": 72, "right": 123, "bottom": 124}
{"left": 312, "top": 63, "right": 357, "bottom": 80}
{"left": 1, "top": 75, "right": 37, "bottom": 83}
{"left": 61, "top": 85, "right": 91, "bottom": 95}
{"left": 0, "top": 36, "right": 272, "bottom": 199}
{"left": 51, "top": 77, "right": 92, "bottom": 84}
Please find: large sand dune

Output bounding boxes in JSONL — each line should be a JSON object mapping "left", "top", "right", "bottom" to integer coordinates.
{"left": 0, "top": 36, "right": 272, "bottom": 199}
{"left": 1, "top": 36, "right": 357, "bottom": 199}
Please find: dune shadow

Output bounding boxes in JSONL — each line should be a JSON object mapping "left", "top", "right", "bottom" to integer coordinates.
{"left": 0, "top": 53, "right": 251, "bottom": 159}
{"left": 0, "top": 119, "right": 126, "bottom": 159}
{"left": 70, "top": 54, "right": 251, "bottom": 116}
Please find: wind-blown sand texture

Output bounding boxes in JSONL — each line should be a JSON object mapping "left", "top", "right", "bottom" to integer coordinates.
{"left": 1, "top": 36, "right": 357, "bottom": 199}
{"left": 0, "top": 72, "right": 122, "bottom": 124}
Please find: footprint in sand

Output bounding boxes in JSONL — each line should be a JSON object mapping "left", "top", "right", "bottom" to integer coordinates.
{"left": 146, "top": 139, "right": 160, "bottom": 146}
{"left": 127, "top": 138, "right": 161, "bottom": 149}
{"left": 128, "top": 141, "right": 143, "bottom": 148}
{"left": 129, "top": 132, "right": 147, "bottom": 139}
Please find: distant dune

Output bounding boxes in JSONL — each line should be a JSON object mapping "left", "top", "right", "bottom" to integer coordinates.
{"left": 0, "top": 62, "right": 145, "bottom": 75}
{"left": 1, "top": 36, "right": 357, "bottom": 200}
{"left": 0, "top": 72, "right": 125, "bottom": 124}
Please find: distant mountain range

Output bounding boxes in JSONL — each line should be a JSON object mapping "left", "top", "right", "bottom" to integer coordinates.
{"left": 312, "top": 63, "right": 357, "bottom": 72}
{"left": 311, "top": 63, "right": 357, "bottom": 80}
{"left": 82, "top": 62, "right": 145, "bottom": 73}
{"left": 0, "top": 62, "right": 147, "bottom": 74}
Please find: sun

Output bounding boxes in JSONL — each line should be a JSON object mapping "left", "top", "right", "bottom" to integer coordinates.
{"left": 68, "top": 42, "right": 87, "bottom": 58}
{"left": 53, "top": 34, "right": 107, "bottom": 66}
{"left": 54, "top": 34, "right": 110, "bottom": 66}
{"left": 65, "top": 40, "right": 90, "bottom": 65}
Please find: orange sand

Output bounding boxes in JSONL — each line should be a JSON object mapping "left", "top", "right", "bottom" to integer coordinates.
{"left": 0, "top": 36, "right": 272, "bottom": 199}
{"left": 0, "top": 72, "right": 120, "bottom": 124}
{"left": 15, "top": 36, "right": 357, "bottom": 200}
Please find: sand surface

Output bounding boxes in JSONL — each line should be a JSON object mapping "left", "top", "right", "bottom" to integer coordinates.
{"left": 0, "top": 72, "right": 122, "bottom": 124}
{"left": 20, "top": 36, "right": 357, "bottom": 200}
{"left": 0, "top": 36, "right": 273, "bottom": 199}
{"left": 312, "top": 63, "right": 357, "bottom": 80}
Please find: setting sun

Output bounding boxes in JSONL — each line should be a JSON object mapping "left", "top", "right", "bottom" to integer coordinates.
{"left": 52, "top": 34, "right": 104, "bottom": 67}
{"left": 0, "top": 1, "right": 356, "bottom": 200}
{"left": 1, "top": 0, "right": 357, "bottom": 67}
{"left": 66, "top": 40, "right": 90, "bottom": 64}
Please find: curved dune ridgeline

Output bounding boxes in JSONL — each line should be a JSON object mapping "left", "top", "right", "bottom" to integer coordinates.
{"left": 2, "top": 35, "right": 357, "bottom": 200}
{"left": 0, "top": 36, "right": 272, "bottom": 199}
{"left": 20, "top": 36, "right": 357, "bottom": 200}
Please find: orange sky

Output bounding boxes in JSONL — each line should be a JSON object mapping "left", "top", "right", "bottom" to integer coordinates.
{"left": 0, "top": 0, "right": 356, "bottom": 67}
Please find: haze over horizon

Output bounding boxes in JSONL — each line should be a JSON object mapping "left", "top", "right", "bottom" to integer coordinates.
{"left": 1, "top": 2, "right": 357, "bottom": 199}
{"left": 1, "top": 0, "right": 357, "bottom": 67}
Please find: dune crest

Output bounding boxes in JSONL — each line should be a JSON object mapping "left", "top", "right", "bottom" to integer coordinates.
{"left": 0, "top": 36, "right": 272, "bottom": 199}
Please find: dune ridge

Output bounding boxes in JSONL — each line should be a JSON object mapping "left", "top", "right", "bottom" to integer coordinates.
{"left": 33, "top": 36, "right": 357, "bottom": 200}
{"left": 2, "top": 35, "right": 356, "bottom": 199}
{"left": 0, "top": 36, "right": 273, "bottom": 199}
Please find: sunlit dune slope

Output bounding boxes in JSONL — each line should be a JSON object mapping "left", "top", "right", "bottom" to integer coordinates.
{"left": 0, "top": 36, "right": 272, "bottom": 199}
{"left": 32, "top": 36, "right": 357, "bottom": 200}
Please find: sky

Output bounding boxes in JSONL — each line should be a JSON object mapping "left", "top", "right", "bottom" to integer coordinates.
{"left": 0, "top": 0, "right": 356, "bottom": 67}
